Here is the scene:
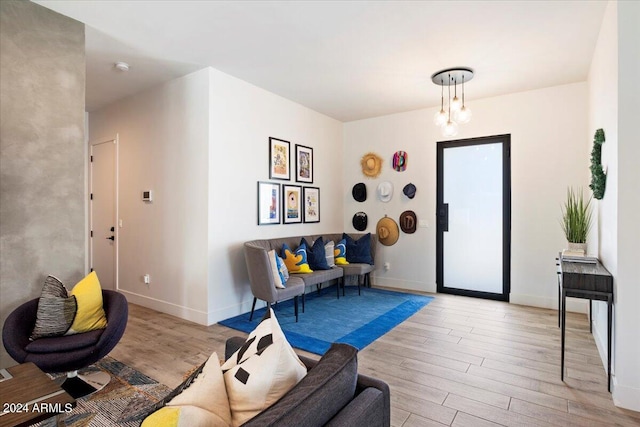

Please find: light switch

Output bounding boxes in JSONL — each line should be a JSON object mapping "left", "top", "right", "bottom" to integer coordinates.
{"left": 419, "top": 220, "right": 428, "bottom": 228}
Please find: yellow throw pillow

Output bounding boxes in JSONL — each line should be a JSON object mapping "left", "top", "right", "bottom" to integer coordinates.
{"left": 142, "top": 405, "right": 230, "bottom": 427}
{"left": 66, "top": 271, "right": 108, "bottom": 335}
{"left": 281, "top": 243, "right": 313, "bottom": 274}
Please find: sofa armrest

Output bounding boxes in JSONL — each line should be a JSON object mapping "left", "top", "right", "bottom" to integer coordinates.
{"left": 324, "top": 387, "right": 387, "bottom": 427}
{"left": 354, "top": 373, "right": 390, "bottom": 426}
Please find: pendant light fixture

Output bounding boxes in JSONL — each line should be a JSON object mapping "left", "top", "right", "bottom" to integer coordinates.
{"left": 431, "top": 67, "right": 474, "bottom": 136}
{"left": 433, "top": 77, "right": 447, "bottom": 126}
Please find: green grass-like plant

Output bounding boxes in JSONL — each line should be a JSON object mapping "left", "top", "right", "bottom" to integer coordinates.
{"left": 561, "top": 187, "right": 592, "bottom": 243}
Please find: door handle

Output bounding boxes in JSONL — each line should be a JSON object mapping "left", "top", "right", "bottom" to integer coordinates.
{"left": 437, "top": 203, "right": 449, "bottom": 232}
{"left": 106, "top": 236, "right": 115, "bottom": 241}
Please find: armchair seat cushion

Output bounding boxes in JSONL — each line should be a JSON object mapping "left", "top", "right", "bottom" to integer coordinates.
{"left": 25, "top": 329, "right": 103, "bottom": 353}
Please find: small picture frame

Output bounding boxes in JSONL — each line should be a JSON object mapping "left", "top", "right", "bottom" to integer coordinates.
{"left": 295, "top": 144, "right": 313, "bottom": 183}
{"left": 269, "top": 137, "right": 290, "bottom": 180}
{"left": 282, "top": 184, "right": 302, "bottom": 224}
{"left": 303, "top": 187, "right": 320, "bottom": 223}
{"left": 257, "top": 181, "right": 281, "bottom": 225}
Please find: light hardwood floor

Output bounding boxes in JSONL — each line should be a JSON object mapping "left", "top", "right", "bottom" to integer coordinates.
{"left": 109, "top": 290, "right": 640, "bottom": 427}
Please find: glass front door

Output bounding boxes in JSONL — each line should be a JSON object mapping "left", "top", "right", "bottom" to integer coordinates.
{"left": 436, "top": 135, "right": 511, "bottom": 300}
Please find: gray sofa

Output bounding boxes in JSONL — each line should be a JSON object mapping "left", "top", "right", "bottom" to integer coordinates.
{"left": 140, "top": 337, "right": 390, "bottom": 427}
{"left": 244, "top": 233, "right": 377, "bottom": 301}
{"left": 225, "top": 336, "right": 390, "bottom": 427}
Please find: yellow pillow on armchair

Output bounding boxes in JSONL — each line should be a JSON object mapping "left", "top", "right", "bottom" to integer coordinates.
{"left": 66, "top": 271, "right": 108, "bottom": 335}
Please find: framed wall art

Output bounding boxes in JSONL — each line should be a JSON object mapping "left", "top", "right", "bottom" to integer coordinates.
{"left": 282, "top": 184, "right": 302, "bottom": 224}
{"left": 295, "top": 144, "right": 313, "bottom": 183}
{"left": 269, "top": 137, "right": 290, "bottom": 180}
{"left": 257, "top": 181, "right": 281, "bottom": 225}
{"left": 303, "top": 186, "right": 320, "bottom": 223}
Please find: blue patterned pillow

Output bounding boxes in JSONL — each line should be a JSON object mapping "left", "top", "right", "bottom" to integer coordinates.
{"left": 343, "top": 233, "right": 373, "bottom": 265}
{"left": 276, "top": 254, "right": 289, "bottom": 285}
{"left": 281, "top": 243, "right": 313, "bottom": 273}
{"left": 301, "top": 238, "right": 331, "bottom": 270}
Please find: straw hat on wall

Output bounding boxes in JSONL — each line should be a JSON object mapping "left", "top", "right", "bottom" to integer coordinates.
{"left": 361, "top": 152, "right": 383, "bottom": 178}
{"left": 376, "top": 216, "right": 399, "bottom": 246}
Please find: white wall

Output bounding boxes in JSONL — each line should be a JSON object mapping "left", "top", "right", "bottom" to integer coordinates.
{"left": 89, "top": 69, "right": 211, "bottom": 323}
{"left": 587, "top": 0, "right": 619, "bottom": 401}
{"left": 344, "top": 83, "right": 589, "bottom": 311}
{"left": 613, "top": 0, "right": 640, "bottom": 411}
{"left": 89, "top": 67, "right": 344, "bottom": 325}
{"left": 206, "top": 68, "right": 344, "bottom": 323}
{"left": 588, "top": 1, "right": 640, "bottom": 411}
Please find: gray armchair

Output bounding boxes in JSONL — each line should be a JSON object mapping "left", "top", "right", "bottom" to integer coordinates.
{"left": 244, "top": 241, "right": 305, "bottom": 322}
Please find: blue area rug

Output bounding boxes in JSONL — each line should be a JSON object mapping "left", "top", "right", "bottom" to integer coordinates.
{"left": 219, "top": 285, "right": 433, "bottom": 355}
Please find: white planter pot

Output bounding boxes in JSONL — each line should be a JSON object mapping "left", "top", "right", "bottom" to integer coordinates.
{"left": 568, "top": 242, "right": 587, "bottom": 253}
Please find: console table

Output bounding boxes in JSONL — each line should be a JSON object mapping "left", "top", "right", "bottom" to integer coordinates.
{"left": 558, "top": 256, "right": 613, "bottom": 392}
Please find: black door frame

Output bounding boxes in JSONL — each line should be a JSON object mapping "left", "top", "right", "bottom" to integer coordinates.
{"left": 436, "top": 134, "right": 511, "bottom": 301}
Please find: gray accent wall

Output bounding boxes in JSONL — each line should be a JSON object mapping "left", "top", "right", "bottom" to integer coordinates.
{"left": 0, "top": 1, "right": 85, "bottom": 368}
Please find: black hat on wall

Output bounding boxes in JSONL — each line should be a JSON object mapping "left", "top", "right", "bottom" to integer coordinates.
{"left": 352, "top": 212, "right": 368, "bottom": 231}
{"left": 352, "top": 183, "right": 367, "bottom": 202}
{"left": 403, "top": 183, "right": 417, "bottom": 199}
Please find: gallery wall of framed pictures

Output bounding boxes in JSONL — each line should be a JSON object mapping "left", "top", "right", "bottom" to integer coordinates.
{"left": 258, "top": 137, "right": 320, "bottom": 225}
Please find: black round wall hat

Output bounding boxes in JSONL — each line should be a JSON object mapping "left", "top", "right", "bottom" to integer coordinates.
{"left": 352, "top": 183, "right": 367, "bottom": 202}
{"left": 403, "top": 183, "right": 417, "bottom": 199}
{"left": 352, "top": 212, "right": 368, "bottom": 231}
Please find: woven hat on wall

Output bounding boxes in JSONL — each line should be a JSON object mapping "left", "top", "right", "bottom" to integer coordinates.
{"left": 392, "top": 151, "right": 407, "bottom": 172}
{"left": 352, "top": 183, "right": 367, "bottom": 202}
{"left": 376, "top": 216, "right": 399, "bottom": 246}
{"left": 361, "top": 152, "right": 383, "bottom": 178}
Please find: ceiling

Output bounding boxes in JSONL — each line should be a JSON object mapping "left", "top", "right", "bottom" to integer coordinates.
{"left": 35, "top": 1, "right": 607, "bottom": 122}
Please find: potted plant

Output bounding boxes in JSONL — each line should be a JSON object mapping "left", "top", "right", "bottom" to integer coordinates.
{"left": 561, "top": 187, "right": 592, "bottom": 253}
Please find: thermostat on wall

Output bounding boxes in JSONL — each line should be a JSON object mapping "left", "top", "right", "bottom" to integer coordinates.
{"left": 142, "top": 190, "right": 153, "bottom": 202}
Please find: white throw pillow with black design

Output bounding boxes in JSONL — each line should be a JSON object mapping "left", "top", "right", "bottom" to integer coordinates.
{"left": 221, "top": 308, "right": 306, "bottom": 426}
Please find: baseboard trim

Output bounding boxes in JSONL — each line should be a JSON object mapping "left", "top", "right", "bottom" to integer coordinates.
{"left": 509, "top": 293, "right": 588, "bottom": 314}
{"left": 372, "top": 276, "right": 435, "bottom": 293}
{"left": 612, "top": 378, "right": 640, "bottom": 412}
{"left": 207, "top": 299, "right": 258, "bottom": 326}
{"left": 118, "top": 289, "right": 209, "bottom": 325}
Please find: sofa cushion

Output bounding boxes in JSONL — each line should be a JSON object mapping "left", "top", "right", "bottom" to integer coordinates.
{"left": 267, "top": 250, "right": 286, "bottom": 289}
{"left": 343, "top": 233, "right": 374, "bottom": 265}
{"left": 67, "top": 271, "right": 108, "bottom": 335}
{"left": 276, "top": 254, "right": 289, "bottom": 285}
{"left": 221, "top": 308, "right": 306, "bottom": 426}
{"left": 26, "top": 328, "right": 103, "bottom": 353}
{"left": 324, "top": 240, "right": 336, "bottom": 267}
{"left": 167, "top": 352, "right": 231, "bottom": 425}
{"left": 334, "top": 239, "right": 349, "bottom": 265}
{"left": 30, "top": 276, "right": 77, "bottom": 340}
{"left": 142, "top": 405, "right": 230, "bottom": 427}
{"left": 243, "top": 343, "right": 358, "bottom": 427}
{"left": 281, "top": 243, "right": 313, "bottom": 273}
{"left": 301, "top": 238, "right": 330, "bottom": 270}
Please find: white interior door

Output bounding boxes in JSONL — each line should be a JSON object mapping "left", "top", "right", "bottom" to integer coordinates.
{"left": 90, "top": 139, "right": 116, "bottom": 290}
{"left": 436, "top": 136, "right": 511, "bottom": 300}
